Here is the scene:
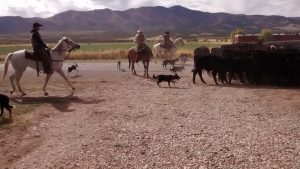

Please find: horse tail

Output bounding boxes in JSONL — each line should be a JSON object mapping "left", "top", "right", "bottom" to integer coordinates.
{"left": 3, "top": 53, "right": 13, "bottom": 80}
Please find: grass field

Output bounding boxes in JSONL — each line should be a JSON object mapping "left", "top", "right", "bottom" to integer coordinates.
{"left": 0, "top": 41, "right": 230, "bottom": 60}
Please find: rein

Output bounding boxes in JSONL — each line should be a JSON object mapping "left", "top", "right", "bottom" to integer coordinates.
{"left": 51, "top": 47, "right": 75, "bottom": 62}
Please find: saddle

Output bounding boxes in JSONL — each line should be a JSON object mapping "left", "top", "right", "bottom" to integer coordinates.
{"left": 25, "top": 49, "right": 52, "bottom": 76}
{"left": 136, "top": 45, "right": 146, "bottom": 53}
{"left": 24, "top": 50, "right": 51, "bottom": 61}
{"left": 25, "top": 50, "right": 40, "bottom": 61}
{"left": 160, "top": 43, "right": 173, "bottom": 50}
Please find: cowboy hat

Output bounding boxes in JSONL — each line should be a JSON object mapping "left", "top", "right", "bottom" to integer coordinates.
{"left": 33, "top": 22, "right": 43, "bottom": 28}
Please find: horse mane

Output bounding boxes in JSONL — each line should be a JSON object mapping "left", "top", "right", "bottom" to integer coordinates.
{"left": 52, "top": 37, "right": 66, "bottom": 51}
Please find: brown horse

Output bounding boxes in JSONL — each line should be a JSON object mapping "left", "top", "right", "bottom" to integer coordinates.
{"left": 128, "top": 47, "right": 152, "bottom": 77}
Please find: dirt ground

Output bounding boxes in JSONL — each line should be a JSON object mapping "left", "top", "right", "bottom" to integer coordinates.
{"left": 0, "top": 60, "right": 299, "bottom": 169}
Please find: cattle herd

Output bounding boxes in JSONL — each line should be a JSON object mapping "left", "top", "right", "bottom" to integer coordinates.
{"left": 192, "top": 42, "right": 300, "bottom": 86}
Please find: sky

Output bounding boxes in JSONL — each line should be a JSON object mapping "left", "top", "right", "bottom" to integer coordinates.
{"left": 0, "top": 0, "right": 299, "bottom": 18}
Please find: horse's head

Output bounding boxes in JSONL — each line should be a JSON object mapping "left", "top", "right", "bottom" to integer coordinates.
{"left": 174, "top": 38, "right": 185, "bottom": 47}
{"left": 61, "top": 37, "right": 80, "bottom": 52}
{"left": 53, "top": 37, "right": 80, "bottom": 52}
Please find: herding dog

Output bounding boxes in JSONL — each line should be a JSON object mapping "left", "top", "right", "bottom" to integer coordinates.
{"left": 153, "top": 74, "right": 181, "bottom": 87}
{"left": 162, "top": 58, "right": 179, "bottom": 68}
{"left": 117, "top": 60, "right": 121, "bottom": 70}
{"left": 67, "top": 63, "right": 79, "bottom": 75}
{"left": 170, "top": 66, "right": 185, "bottom": 74}
{"left": 0, "top": 94, "right": 13, "bottom": 118}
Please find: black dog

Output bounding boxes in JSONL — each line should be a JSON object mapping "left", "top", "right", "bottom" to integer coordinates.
{"left": 153, "top": 74, "right": 181, "bottom": 87}
{"left": 68, "top": 63, "right": 79, "bottom": 75}
{"left": 0, "top": 94, "right": 13, "bottom": 118}
{"left": 117, "top": 60, "right": 121, "bottom": 70}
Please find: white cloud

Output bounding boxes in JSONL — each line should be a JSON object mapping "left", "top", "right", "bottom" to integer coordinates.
{"left": 0, "top": 0, "right": 299, "bottom": 17}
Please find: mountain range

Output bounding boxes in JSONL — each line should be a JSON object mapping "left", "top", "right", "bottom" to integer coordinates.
{"left": 0, "top": 5, "right": 300, "bottom": 38}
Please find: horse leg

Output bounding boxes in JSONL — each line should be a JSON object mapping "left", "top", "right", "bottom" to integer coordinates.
{"left": 9, "top": 74, "right": 16, "bottom": 94}
{"left": 57, "top": 69, "right": 75, "bottom": 90}
{"left": 131, "top": 62, "right": 136, "bottom": 75}
{"left": 146, "top": 61, "right": 149, "bottom": 77}
{"left": 15, "top": 71, "right": 26, "bottom": 96}
{"left": 143, "top": 61, "right": 149, "bottom": 77}
{"left": 142, "top": 61, "right": 146, "bottom": 76}
{"left": 42, "top": 73, "right": 52, "bottom": 96}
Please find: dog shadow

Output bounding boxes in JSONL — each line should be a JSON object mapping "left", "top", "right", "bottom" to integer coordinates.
{"left": 10, "top": 94, "right": 105, "bottom": 112}
{"left": 68, "top": 74, "right": 82, "bottom": 78}
{"left": 159, "top": 86, "right": 188, "bottom": 89}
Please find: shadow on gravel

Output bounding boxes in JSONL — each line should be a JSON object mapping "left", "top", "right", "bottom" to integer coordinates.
{"left": 210, "top": 83, "right": 300, "bottom": 90}
{"left": 160, "top": 86, "right": 188, "bottom": 89}
{"left": 0, "top": 118, "right": 14, "bottom": 126}
{"left": 135, "top": 74, "right": 152, "bottom": 79}
{"left": 10, "top": 94, "right": 105, "bottom": 112}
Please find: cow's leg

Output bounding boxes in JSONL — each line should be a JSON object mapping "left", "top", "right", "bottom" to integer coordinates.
{"left": 192, "top": 68, "right": 197, "bottom": 84}
{"left": 212, "top": 71, "right": 219, "bottom": 85}
{"left": 199, "top": 69, "right": 206, "bottom": 84}
{"left": 238, "top": 72, "right": 246, "bottom": 83}
{"left": 0, "top": 106, "right": 3, "bottom": 117}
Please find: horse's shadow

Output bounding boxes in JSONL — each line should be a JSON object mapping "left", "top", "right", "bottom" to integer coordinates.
{"left": 159, "top": 86, "right": 188, "bottom": 89}
{"left": 0, "top": 118, "right": 14, "bottom": 125}
{"left": 136, "top": 74, "right": 152, "bottom": 79}
{"left": 10, "top": 93, "right": 105, "bottom": 112}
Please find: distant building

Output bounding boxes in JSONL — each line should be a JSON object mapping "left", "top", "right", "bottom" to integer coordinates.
{"left": 233, "top": 33, "right": 300, "bottom": 44}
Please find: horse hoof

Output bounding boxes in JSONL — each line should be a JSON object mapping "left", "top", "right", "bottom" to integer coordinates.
{"left": 10, "top": 91, "right": 14, "bottom": 95}
{"left": 21, "top": 93, "right": 26, "bottom": 97}
{"left": 44, "top": 92, "right": 49, "bottom": 96}
{"left": 72, "top": 87, "right": 75, "bottom": 90}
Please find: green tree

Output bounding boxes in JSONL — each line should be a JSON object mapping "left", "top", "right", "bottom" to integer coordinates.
{"left": 230, "top": 28, "right": 246, "bottom": 43}
{"left": 259, "top": 29, "right": 273, "bottom": 42}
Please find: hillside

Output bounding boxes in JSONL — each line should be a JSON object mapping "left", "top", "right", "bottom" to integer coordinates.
{"left": 0, "top": 5, "right": 299, "bottom": 38}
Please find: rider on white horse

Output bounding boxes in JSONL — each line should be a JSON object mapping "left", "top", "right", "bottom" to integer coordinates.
{"left": 3, "top": 36, "right": 80, "bottom": 96}
{"left": 160, "top": 31, "right": 175, "bottom": 52}
{"left": 31, "top": 22, "right": 52, "bottom": 74}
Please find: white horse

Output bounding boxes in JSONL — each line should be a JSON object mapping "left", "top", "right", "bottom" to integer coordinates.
{"left": 3, "top": 37, "right": 80, "bottom": 96}
{"left": 152, "top": 38, "right": 185, "bottom": 60}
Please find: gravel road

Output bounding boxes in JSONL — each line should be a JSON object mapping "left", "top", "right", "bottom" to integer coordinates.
{"left": 0, "top": 60, "right": 299, "bottom": 169}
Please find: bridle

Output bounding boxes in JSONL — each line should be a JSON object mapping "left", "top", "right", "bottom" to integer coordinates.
{"left": 51, "top": 38, "right": 78, "bottom": 62}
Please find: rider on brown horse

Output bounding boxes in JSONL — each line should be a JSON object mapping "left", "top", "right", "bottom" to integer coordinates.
{"left": 31, "top": 22, "right": 52, "bottom": 74}
{"left": 133, "top": 29, "right": 152, "bottom": 62}
{"left": 161, "top": 31, "right": 174, "bottom": 52}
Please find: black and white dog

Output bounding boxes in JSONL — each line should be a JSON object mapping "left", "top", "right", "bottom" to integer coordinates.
{"left": 67, "top": 63, "right": 79, "bottom": 76}
{"left": 0, "top": 94, "right": 14, "bottom": 118}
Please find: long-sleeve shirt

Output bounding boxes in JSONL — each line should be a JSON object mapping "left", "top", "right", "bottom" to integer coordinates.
{"left": 134, "top": 33, "right": 146, "bottom": 44}
{"left": 31, "top": 30, "right": 47, "bottom": 50}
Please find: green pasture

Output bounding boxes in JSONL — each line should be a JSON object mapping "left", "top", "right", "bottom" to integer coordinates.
{"left": 78, "top": 41, "right": 229, "bottom": 52}
{"left": 0, "top": 41, "right": 229, "bottom": 60}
